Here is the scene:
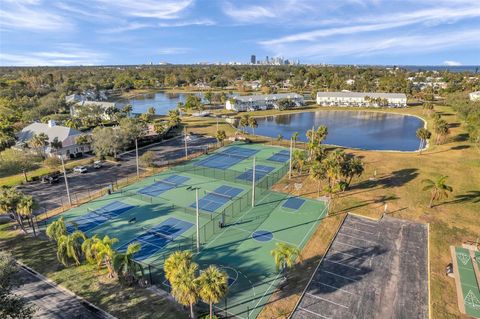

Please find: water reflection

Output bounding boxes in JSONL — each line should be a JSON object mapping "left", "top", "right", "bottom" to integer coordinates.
{"left": 245, "top": 110, "right": 424, "bottom": 151}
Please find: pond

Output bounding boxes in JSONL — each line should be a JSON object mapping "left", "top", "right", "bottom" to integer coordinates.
{"left": 115, "top": 91, "right": 205, "bottom": 115}
{"left": 244, "top": 110, "right": 425, "bottom": 151}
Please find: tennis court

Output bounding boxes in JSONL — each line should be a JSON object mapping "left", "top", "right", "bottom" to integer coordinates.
{"left": 451, "top": 246, "right": 480, "bottom": 318}
{"left": 45, "top": 143, "right": 328, "bottom": 318}
{"left": 267, "top": 150, "right": 290, "bottom": 163}
{"left": 118, "top": 217, "right": 194, "bottom": 261}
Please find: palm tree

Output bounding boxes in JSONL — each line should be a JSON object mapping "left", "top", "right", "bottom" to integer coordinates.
{"left": 345, "top": 157, "right": 364, "bottom": 188}
{"left": 316, "top": 125, "right": 328, "bottom": 144}
{"left": 167, "top": 109, "right": 181, "bottom": 128}
{"left": 248, "top": 117, "right": 258, "bottom": 135}
{"left": 291, "top": 132, "right": 299, "bottom": 148}
{"left": 434, "top": 119, "right": 450, "bottom": 145}
{"left": 239, "top": 115, "right": 249, "bottom": 134}
{"left": 164, "top": 250, "right": 193, "bottom": 283}
{"left": 196, "top": 265, "right": 228, "bottom": 319}
{"left": 422, "top": 175, "right": 453, "bottom": 208}
{"left": 215, "top": 130, "right": 227, "bottom": 146}
{"left": 29, "top": 133, "right": 49, "bottom": 158}
{"left": 123, "top": 104, "right": 133, "bottom": 117}
{"left": 46, "top": 217, "right": 67, "bottom": 242}
{"left": 82, "top": 235, "right": 118, "bottom": 278}
{"left": 416, "top": 128, "right": 431, "bottom": 153}
{"left": 113, "top": 242, "right": 144, "bottom": 285}
{"left": 0, "top": 187, "right": 27, "bottom": 233}
{"left": 310, "top": 159, "right": 327, "bottom": 197}
{"left": 171, "top": 261, "right": 199, "bottom": 318}
{"left": 277, "top": 134, "right": 283, "bottom": 142}
{"left": 271, "top": 243, "right": 301, "bottom": 276}
{"left": 65, "top": 118, "right": 81, "bottom": 129}
{"left": 56, "top": 230, "right": 86, "bottom": 266}
{"left": 292, "top": 150, "right": 307, "bottom": 176}
{"left": 16, "top": 195, "right": 37, "bottom": 236}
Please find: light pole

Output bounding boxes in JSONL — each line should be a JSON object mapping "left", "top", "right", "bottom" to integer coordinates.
{"left": 60, "top": 156, "right": 72, "bottom": 205}
{"left": 184, "top": 127, "right": 188, "bottom": 160}
{"left": 135, "top": 138, "right": 139, "bottom": 178}
{"left": 195, "top": 188, "right": 200, "bottom": 253}
{"left": 289, "top": 137, "right": 293, "bottom": 179}
{"left": 251, "top": 156, "right": 256, "bottom": 207}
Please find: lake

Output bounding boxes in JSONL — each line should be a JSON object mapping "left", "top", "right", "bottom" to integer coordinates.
{"left": 245, "top": 110, "right": 425, "bottom": 151}
{"left": 116, "top": 91, "right": 205, "bottom": 115}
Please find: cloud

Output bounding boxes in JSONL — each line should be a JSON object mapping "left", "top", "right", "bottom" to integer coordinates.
{"left": 265, "top": 28, "right": 480, "bottom": 59}
{"left": 157, "top": 19, "right": 215, "bottom": 27}
{"left": 222, "top": 0, "right": 312, "bottom": 23}
{"left": 100, "top": 22, "right": 154, "bottom": 34}
{"left": 0, "top": 1, "right": 70, "bottom": 31}
{"left": 444, "top": 60, "right": 462, "bottom": 66}
{"left": 0, "top": 46, "right": 107, "bottom": 66}
{"left": 93, "top": 0, "right": 194, "bottom": 19}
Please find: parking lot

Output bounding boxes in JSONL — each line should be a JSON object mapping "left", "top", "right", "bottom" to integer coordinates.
{"left": 292, "top": 214, "right": 429, "bottom": 319}
{"left": 19, "top": 135, "right": 216, "bottom": 214}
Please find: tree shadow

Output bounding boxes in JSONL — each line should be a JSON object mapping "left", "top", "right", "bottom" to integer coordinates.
{"left": 350, "top": 168, "right": 418, "bottom": 190}
{"left": 447, "top": 191, "right": 480, "bottom": 204}
{"left": 453, "top": 133, "right": 469, "bottom": 142}
{"left": 450, "top": 145, "right": 470, "bottom": 150}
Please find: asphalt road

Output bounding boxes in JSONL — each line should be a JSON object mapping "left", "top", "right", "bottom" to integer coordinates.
{"left": 14, "top": 265, "right": 109, "bottom": 319}
{"left": 18, "top": 135, "right": 217, "bottom": 214}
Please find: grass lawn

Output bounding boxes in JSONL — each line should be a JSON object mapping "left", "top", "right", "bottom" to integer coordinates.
{"left": 185, "top": 103, "right": 480, "bottom": 318}
{"left": 0, "top": 230, "right": 187, "bottom": 319}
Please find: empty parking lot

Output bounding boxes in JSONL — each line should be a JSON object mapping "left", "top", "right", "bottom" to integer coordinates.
{"left": 292, "top": 214, "right": 428, "bottom": 319}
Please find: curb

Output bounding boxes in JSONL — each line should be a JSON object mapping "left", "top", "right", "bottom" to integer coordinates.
{"left": 16, "top": 260, "right": 117, "bottom": 319}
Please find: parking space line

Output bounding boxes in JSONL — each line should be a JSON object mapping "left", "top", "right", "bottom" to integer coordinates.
{"left": 334, "top": 240, "right": 365, "bottom": 249}
{"left": 320, "top": 270, "right": 357, "bottom": 282}
{"left": 313, "top": 281, "right": 354, "bottom": 295}
{"left": 305, "top": 292, "right": 349, "bottom": 308}
{"left": 324, "top": 258, "right": 362, "bottom": 271}
{"left": 298, "top": 306, "right": 332, "bottom": 319}
{"left": 328, "top": 249, "right": 369, "bottom": 262}
{"left": 342, "top": 225, "right": 375, "bottom": 235}
{"left": 349, "top": 221, "right": 377, "bottom": 228}
{"left": 338, "top": 232, "right": 379, "bottom": 244}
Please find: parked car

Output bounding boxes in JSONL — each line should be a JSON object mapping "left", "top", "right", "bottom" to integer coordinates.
{"left": 93, "top": 160, "right": 102, "bottom": 169}
{"left": 73, "top": 166, "right": 87, "bottom": 173}
{"left": 41, "top": 175, "right": 60, "bottom": 184}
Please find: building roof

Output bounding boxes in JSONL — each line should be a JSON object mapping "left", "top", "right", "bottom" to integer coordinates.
{"left": 76, "top": 100, "right": 116, "bottom": 109}
{"left": 316, "top": 92, "right": 407, "bottom": 99}
{"left": 17, "top": 122, "right": 82, "bottom": 146}
{"left": 233, "top": 93, "right": 302, "bottom": 102}
{"left": 470, "top": 91, "right": 480, "bottom": 95}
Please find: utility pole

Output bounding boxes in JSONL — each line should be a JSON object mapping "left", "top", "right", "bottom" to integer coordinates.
{"left": 184, "top": 127, "right": 188, "bottom": 160}
{"left": 135, "top": 138, "right": 139, "bottom": 178}
{"left": 252, "top": 157, "right": 256, "bottom": 207}
{"left": 60, "top": 156, "right": 72, "bottom": 205}
{"left": 196, "top": 188, "right": 200, "bottom": 253}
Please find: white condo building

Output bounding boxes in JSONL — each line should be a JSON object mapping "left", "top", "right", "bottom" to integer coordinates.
{"left": 316, "top": 92, "right": 407, "bottom": 108}
{"left": 469, "top": 91, "right": 480, "bottom": 101}
{"left": 226, "top": 93, "right": 304, "bottom": 111}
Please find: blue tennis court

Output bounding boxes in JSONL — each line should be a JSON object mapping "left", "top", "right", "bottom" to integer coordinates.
{"left": 236, "top": 165, "right": 275, "bottom": 182}
{"left": 66, "top": 201, "right": 135, "bottom": 233}
{"left": 282, "top": 197, "right": 305, "bottom": 210}
{"left": 268, "top": 150, "right": 290, "bottom": 163}
{"left": 190, "top": 185, "right": 243, "bottom": 212}
{"left": 118, "top": 217, "right": 193, "bottom": 261}
{"left": 138, "top": 175, "right": 190, "bottom": 197}
{"left": 194, "top": 146, "right": 259, "bottom": 169}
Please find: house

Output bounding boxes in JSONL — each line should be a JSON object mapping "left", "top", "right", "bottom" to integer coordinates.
{"left": 226, "top": 93, "right": 304, "bottom": 111}
{"left": 17, "top": 120, "right": 91, "bottom": 159}
{"left": 316, "top": 92, "right": 407, "bottom": 108}
{"left": 469, "top": 91, "right": 480, "bottom": 101}
{"left": 66, "top": 94, "right": 117, "bottom": 120}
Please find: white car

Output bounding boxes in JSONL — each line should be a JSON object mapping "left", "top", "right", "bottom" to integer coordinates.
{"left": 73, "top": 166, "right": 87, "bottom": 173}
{"left": 93, "top": 160, "right": 102, "bottom": 169}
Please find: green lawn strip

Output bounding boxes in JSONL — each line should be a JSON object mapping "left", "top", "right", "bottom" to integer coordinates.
{"left": 0, "top": 235, "right": 187, "bottom": 319}
{"left": 0, "top": 222, "right": 19, "bottom": 240}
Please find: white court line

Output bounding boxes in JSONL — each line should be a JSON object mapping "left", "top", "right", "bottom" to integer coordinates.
{"left": 342, "top": 225, "right": 374, "bottom": 235}
{"left": 320, "top": 270, "right": 357, "bottom": 282}
{"left": 249, "top": 272, "right": 281, "bottom": 318}
{"left": 323, "top": 258, "right": 362, "bottom": 271}
{"left": 313, "top": 281, "right": 354, "bottom": 295}
{"left": 298, "top": 306, "right": 332, "bottom": 319}
{"left": 338, "top": 232, "right": 379, "bottom": 244}
{"left": 334, "top": 240, "right": 364, "bottom": 249}
{"left": 231, "top": 226, "right": 299, "bottom": 247}
{"left": 305, "top": 292, "right": 349, "bottom": 308}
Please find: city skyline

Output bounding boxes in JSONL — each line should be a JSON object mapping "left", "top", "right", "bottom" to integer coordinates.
{"left": 0, "top": 0, "right": 480, "bottom": 66}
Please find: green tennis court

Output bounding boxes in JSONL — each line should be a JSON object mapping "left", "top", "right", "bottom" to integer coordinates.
{"left": 44, "top": 143, "right": 327, "bottom": 318}
{"left": 452, "top": 246, "right": 480, "bottom": 318}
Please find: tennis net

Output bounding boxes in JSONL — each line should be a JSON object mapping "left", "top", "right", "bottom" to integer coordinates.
{"left": 206, "top": 190, "right": 237, "bottom": 201}
{"left": 141, "top": 226, "right": 175, "bottom": 242}
{"left": 152, "top": 178, "right": 177, "bottom": 188}
{"left": 218, "top": 151, "right": 250, "bottom": 160}
{"left": 87, "top": 207, "right": 112, "bottom": 219}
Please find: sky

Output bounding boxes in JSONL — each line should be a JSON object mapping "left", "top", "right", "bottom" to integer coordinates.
{"left": 0, "top": 0, "right": 479, "bottom": 66}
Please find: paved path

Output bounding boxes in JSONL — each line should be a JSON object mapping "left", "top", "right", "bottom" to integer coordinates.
{"left": 14, "top": 264, "right": 112, "bottom": 319}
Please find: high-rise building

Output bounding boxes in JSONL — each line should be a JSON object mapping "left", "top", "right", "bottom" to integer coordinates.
{"left": 250, "top": 55, "right": 256, "bottom": 64}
